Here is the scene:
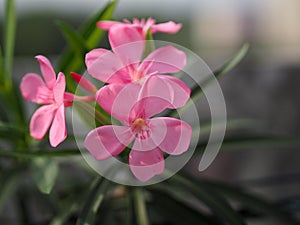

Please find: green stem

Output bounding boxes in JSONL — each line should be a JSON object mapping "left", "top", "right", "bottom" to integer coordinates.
{"left": 4, "top": 0, "right": 16, "bottom": 83}
{"left": 133, "top": 188, "right": 150, "bottom": 225}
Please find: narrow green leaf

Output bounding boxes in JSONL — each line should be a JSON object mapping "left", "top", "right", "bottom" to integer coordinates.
{"left": 0, "top": 149, "right": 81, "bottom": 158}
{"left": 84, "top": 0, "right": 117, "bottom": 49}
{"left": 0, "top": 121, "right": 26, "bottom": 142}
{"left": 57, "top": 0, "right": 117, "bottom": 80}
{"left": 73, "top": 101, "right": 111, "bottom": 127}
{"left": 192, "top": 178, "right": 300, "bottom": 225}
{"left": 171, "top": 174, "right": 247, "bottom": 225}
{"left": 213, "top": 43, "right": 250, "bottom": 78}
{"left": 31, "top": 158, "right": 59, "bottom": 194}
{"left": 76, "top": 177, "right": 112, "bottom": 225}
{"left": 50, "top": 198, "right": 81, "bottom": 225}
{"left": 56, "top": 21, "right": 87, "bottom": 55}
{"left": 0, "top": 46, "right": 4, "bottom": 83}
{"left": 148, "top": 185, "right": 220, "bottom": 225}
{"left": 56, "top": 21, "right": 88, "bottom": 92}
{"left": 197, "top": 135, "right": 300, "bottom": 151}
{"left": 133, "top": 188, "right": 150, "bottom": 225}
{"left": 3, "top": 0, "right": 16, "bottom": 82}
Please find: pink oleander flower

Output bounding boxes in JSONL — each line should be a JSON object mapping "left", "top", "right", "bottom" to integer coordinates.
{"left": 84, "top": 84, "right": 192, "bottom": 182}
{"left": 97, "top": 17, "right": 182, "bottom": 38}
{"left": 20, "top": 56, "right": 95, "bottom": 147}
{"left": 86, "top": 25, "right": 190, "bottom": 109}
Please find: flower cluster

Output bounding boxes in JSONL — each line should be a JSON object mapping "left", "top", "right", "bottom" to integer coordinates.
{"left": 20, "top": 18, "right": 192, "bottom": 182}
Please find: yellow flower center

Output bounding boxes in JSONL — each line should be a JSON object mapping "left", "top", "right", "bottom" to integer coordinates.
{"left": 132, "top": 118, "right": 147, "bottom": 132}
{"left": 132, "top": 118, "right": 150, "bottom": 139}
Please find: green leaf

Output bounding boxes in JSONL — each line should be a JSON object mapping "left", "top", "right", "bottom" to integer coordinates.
{"left": 56, "top": 21, "right": 87, "bottom": 55}
{"left": 0, "top": 46, "right": 4, "bottom": 83}
{"left": 3, "top": 0, "right": 16, "bottom": 82}
{"left": 50, "top": 196, "right": 81, "bottom": 225}
{"left": 193, "top": 178, "right": 300, "bottom": 225}
{"left": 0, "top": 149, "right": 81, "bottom": 158}
{"left": 197, "top": 135, "right": 300, "bottom": 151}
{"left": 73, "top": 101, "right": 111, "bottom": 127}
{"left": 148, "top": 185, "right": 220, "bottom": 225}
{"left": 170, "top": 174, "right": 247, "bottom": 225}
{"left": 133, "top": 188, "right": 150, "bottom": 225}
{"left": 76, "top": 177, "right": 112, "bottom": 225}
{"left": 83, "top": 0, "right": 117, "bottom": 49}
{"left": 57, "top": 0, "right": 117, "bottom": 92}
{"left": 0, "top": 121, "right": 26, "bottom": 142}
{"left": 31, "top": 158, "right": 59, "bottom": 194}
{"left": 213, "top": 43, "right": 250, "bottom": 78}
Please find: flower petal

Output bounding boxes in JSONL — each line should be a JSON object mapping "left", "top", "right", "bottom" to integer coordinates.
{"left": 30, "top": 105, "right": 56, "bottom": 140}
{"left": 134, "top": 75, "right": 173, "bottom": 117}
{"left": 157, "top": 75, "right": 190, "bottom": 108}
{"left": 151, "top": 21, "right": 182, "bottom": 34}
{"left": 70, "top": 72, "right": 97, "bottom": 93}
{"left": 35, "top": 55, "right": 56, "bottom": 89}
{"left": 53, "top": 72, "right": 66, "bottom": 104}
{"left": 49, "top": 104, "right": 66, "bottom": 147}
{"left": 129, "top": 148, "right": 165, "bottom": 182}
{"left": 150, "top": 117, "right": 192, "bottom": 155}
{"left": 86, "top": 49, "right": 129, "bottom": 83}
{"left": 20, "top": 73, "right": 51, "bottom": 104}
{"left": 85, "top": 48, "right": 111, "bottom": 68}
{"left": 109, "top": 25, "right": 144, "bottom": 65}
{"left": 97, "top": 20, "right": 122, "bottom": 30}
{"left": 141, "top": 45, "right": 186, "bottom": 74}
{"left": 84, "top": 125, "right": 134, "bottom": 160}
{"left": 97, "top": 83, "right": 141, "bottom": 125}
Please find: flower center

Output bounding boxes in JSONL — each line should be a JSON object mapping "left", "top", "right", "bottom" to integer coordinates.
{"left": 132, "top": 118, "right": 150, "bottom": 139}
{"left": 131, "top": 69, "right": 145, "bottom": 82}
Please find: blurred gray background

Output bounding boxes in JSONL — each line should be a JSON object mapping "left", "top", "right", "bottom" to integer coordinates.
{"left": 1, "top": 0, "right": 299, "bottom": 224}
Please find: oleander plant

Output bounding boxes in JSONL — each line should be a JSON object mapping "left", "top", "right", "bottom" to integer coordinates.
{"left": 0, "top": 1, "right": 299, "bottom": 224}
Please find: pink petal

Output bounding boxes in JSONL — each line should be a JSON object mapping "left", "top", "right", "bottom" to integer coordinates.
{"left": 70, "top": 72, "right": 97, "bottom": 93}
{"left": 20, "top": 73, "right": 51, "bottom": 104}
{"left": 97, "top": 83, "right": 141, "bottom": 125}
{"left": 86, "top": 49, "right": 129, "bottom": 83}
{"left": 108, "top": 25, "right": 144, "bottom": 65}
{"left": 151, "top": 21, "right": 182, "bottom": 34}
{"left": 49, "top": 104, "right": 66, "bottom": 147}
{"left": 141, "top": 45, "right": 186, "bottom": 74}
{"left": 84, "top": 125, "right": 134, "bottom": 160}
{"left": 30, "top": 105, "right": 56, "bottom": 140}
{"left": 53, "top": 72, "right": 66, "bottom": 104}
{"left": 35, "top": 55, "right": 56, "bottom": 89}
{"left": 97, "top": 20, "right": 122, "bottom": 30}
{"left": 129, "top": 148, "right": 165, "bottom": 182}
{"left": 64, "top": 92, "right": 75, "bottom": 101}
{"left": 85, "top": 48, "right": 111, "bottom": 68}
{"left": 157, "top": 75, "right": 190, "bottom": 108}
{"left": 134, "top": 75, "right": 174, "bottom": 117}
{"left": 150, "top": 117, "right": 192, "bottom": 155}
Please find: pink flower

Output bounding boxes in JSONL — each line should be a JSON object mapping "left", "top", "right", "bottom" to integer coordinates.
{"left": 86, "top": 25, "right": 190, "bottom": 109}
{"left": 97, "top": 17, "right": 181, "bottom": 38}
{"left": 20, "top": 56, "right": 74, "bottom": 147}
{"left": 84, "top": 84, "right": 192, "bottom": 182}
